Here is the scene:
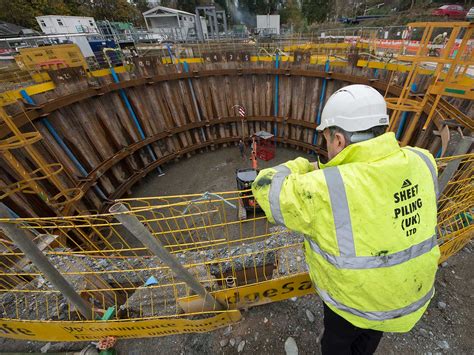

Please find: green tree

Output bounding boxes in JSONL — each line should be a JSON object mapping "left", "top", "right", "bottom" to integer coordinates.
{"left": 0, "top": 0, "right": 147, "bottom": 29}
{"left": 176, "top": 0, "right": 199, "bottom": 14}
{"left": 302, "top": 0, "right": 329, "bottom": 24}
{"left": 279, "top": 0, "right": 303, "bottom": 29}
{"left": 0, "top": 0, "right": 73, "bottom": 29}
{"left": 41, "top": 0, "right": 72, "bottom": 15}
{"left": 0, "top": 0, "right": 35, "bottom": 28}
{"left": 63, "top": 0, "right": 92, "bottom": 16}
{"left": 240, "top": 0, "right": 279, "bottom": 14}
{"left": 89, "top": 0, "right": 141, "bottom": 22}
{"left": 132, "top": 0, "right": 152, "bottom": 14}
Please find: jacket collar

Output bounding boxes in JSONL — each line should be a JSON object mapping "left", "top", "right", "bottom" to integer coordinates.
{"left": 319, "top": 132, "right": 400, "bottom": 168}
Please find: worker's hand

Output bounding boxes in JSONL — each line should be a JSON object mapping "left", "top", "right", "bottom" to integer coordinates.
{"left": 311, "top": 161, "right": 320, "bottom": 170}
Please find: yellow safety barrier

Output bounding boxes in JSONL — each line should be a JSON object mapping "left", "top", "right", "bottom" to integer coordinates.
{"left": 0, "top": 155, "right": 472, "bottom": 341}
{"left": 0, "top": 65, "right": 128, "bottom": 106}
{"left": 2, "top": 50, "right": 473, "bottom": 106}
{"left": 0, "top": 311, "right": 242, "bottom": 341}
{"left": 437, "top": 154, "right": 474, "bottom": 263}
{"left": 0, "top": 191, "right": 309, "bottom": 340}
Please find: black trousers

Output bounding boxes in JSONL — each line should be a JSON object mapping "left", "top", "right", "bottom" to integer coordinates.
{"left": 321, "top": 303, "right": 383, "bottom": 355}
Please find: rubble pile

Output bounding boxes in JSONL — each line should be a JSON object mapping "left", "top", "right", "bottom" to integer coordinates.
{"left": 0, "top": 226, "right": 307, "bottom": 320}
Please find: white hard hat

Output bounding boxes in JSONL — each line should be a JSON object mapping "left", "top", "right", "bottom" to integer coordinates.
{"left": 317, "top": 84, "right": 389, "bottom": 132}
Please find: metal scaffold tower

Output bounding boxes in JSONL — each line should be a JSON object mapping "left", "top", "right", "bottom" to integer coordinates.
{"left": 0, "top": 107, "right": 82, "bottom": 215}
{"left": 386, "top": 22, "right": 473, "bottom": 146}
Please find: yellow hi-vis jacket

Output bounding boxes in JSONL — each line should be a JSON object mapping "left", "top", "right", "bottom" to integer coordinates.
{"left": 251, "top": 132, "right": 440, "bottom": 332}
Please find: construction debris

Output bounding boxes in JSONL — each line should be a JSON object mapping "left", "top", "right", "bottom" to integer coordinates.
{"left": 1, "top": 226, "right": 308, "bottom": 320}
{"left": 284, "top": 337, "right": 299, "bottom": 355}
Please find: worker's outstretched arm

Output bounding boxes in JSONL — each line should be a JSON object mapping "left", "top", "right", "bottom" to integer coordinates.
{"left": 251, "top": 157, "right": 326, "bottom": 236}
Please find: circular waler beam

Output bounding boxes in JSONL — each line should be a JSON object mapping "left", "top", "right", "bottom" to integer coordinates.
{"left": 3, "top": 66, "right": 463, "bottom": 214}
{"left": 1, "top": 67, "right": 409, "bottom": 139}
{"left": 81, "top": 115, "right": 321, "bottom": 194}
{"left": 99, "top": 135, "right": 325, "bottom": 211}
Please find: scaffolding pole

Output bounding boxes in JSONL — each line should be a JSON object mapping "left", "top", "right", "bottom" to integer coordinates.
{"left": 0, "top": 203, "right": 93, "bottom": 320}
{"left": 109, "top": 203, "right": 226, "bottom": 311}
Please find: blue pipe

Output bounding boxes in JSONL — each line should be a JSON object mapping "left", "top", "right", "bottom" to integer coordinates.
{"left": 166, "top": 44, "right": 174, "bottom": 64}
{"left": 396, "top": 111, "right": 409, "bottom": 140}
{"left": 312, "top": 60, "right": 330, "bottom": 147}
{"left": 109, "top": 67, "right": 163, "bottom": 175}
{"left": 41, "top": 119, "right": 88, "bottom": 177}
{"left": 374, "top": 68, "right": 379, "bottom": 78}
{"left": 183, "top": 61, "right": 206, "bottom": 141}
{"left": 20, "top": 90, "right": 35, "bottom": 105}
{"left": 110, "top": 68, "right": 148, "bottom": 140}
{"left": 274, "top": 54, "right": 279, "bottom": 142}
{"left": 435, "top": 147, "right": 442, "bottom": 159}
{"left": 19, "top": 90, "right": 108, "bottom": 200}
{"left": 166, "top": 44, "right": 180, "bottom": 71}
{"left": 396, "top": 83, "right": 417, "bottom": 140}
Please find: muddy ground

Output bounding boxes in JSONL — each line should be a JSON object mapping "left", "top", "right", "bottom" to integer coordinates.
{"left": 0, "top": 146, "right": 472, "bottom": 354}
{"left": 132, "top": 145, "right": 314, "bottom": 197}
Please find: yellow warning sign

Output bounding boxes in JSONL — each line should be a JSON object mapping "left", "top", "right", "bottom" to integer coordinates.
{"left": 0, "top": 255, "right": 459, "bottom": 342}
{"left": 217, "top": 272, "right": 314, "bottom": 308}
{"left": 0, "top": 311, "right": 241, "bottom": 342}
{"left": 0, "top": 274, "right": 313, "bottom": 342}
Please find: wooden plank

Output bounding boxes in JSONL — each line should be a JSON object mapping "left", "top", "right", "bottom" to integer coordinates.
{"left": 246, "top": 71, "right": 255, "bottom": 135}
{"left": 283, "top": 61, "right": 292, "bottom": 142}
{"left": 189, "top": 76, "right": 212, "bottom": 141}
{"left": 47, "top": 110, "right": 114, "bottom": 195}
{"left": 306, "top": 77, "right": 320, "bottom": 145}
{"left": 109, "top": 92, "right": 151, "bottom": 167}
{"left": 126, "top": 86, "right": 166, "bottom": 157}
{"left": 156, "top": 65, "right": 191, "bottom": 148}
{"left": 35, "top": 121, "right": 82, "bottom": 178}
{"left": 0, "top": 177, "right": 39, "bottom": 218}
{"left": 207, "top": 64, "right": 226, "bottom": 139}
{"left": 94, "top": 97, "right": 141, "bottom": 172}
{"left": 48, "top": 67, "right": 88, "bottom": 96}
{"left": 71, "top": 101, "right": 126, "bottom": 185}
{"left": 290, "top": 62, "right": 299, "bottom": 142}
{"left": 265, "top": 62, "right": 273, "bottom": 133}
{"left": 149, "top": 85, "right": 179, "bottom": 154}
{"left": 162, "top": 81, "right": 190, "bottom": 147}
{"left": 223, "top": 62, "right": 237, "bottom": 138}
{"left": 178, "top": 76, "right": 201, "bottom": 144}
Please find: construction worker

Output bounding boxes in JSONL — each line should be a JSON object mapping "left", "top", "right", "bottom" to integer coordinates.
{"left": 238, "top": 139, "right": 245, "bottom": 160}
{"left": 433, "top": 31, "right": 448, "bottom": 45}
{"left": 430, "top": 32, "right": 447, "bottom": 56}
{"left": 251, "top": 85, "right": 439, "bottom": 354}
{"left": 250, "top": 150, "right": 258, "bottom": 170}
{"left": 250, "top": 137, "right": 258, "bottom": 170}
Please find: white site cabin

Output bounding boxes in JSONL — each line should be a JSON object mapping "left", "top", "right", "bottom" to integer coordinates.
{"left": 143, "top": 5, "right": 208, "bottom": 41}
{"left": 256, "top": 15, "right": 280, "bottom": 36}
{"left": 36, "top": 15, "right": 99, "bottom": 57}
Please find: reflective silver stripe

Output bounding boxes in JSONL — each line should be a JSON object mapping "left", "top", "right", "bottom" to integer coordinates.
{"left": 305, "top": 234, "right": 437, "bottom": 269}
{"left": 269, "top": 165, "right": 291, "bottom": 225}
{"left": 323, "top": 167, "right": 355, "bottom": 256}
{"left": 406, "top": 148, "right": 439, "bottom": 198}
{"left": 315, "top": 284, "right": 434, "bottom": 321}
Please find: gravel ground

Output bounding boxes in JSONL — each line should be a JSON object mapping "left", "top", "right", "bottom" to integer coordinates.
{"left": 112, "top": 240, "right": 473, "bottom": 355}
{"left": 0, "top": 226, "right": 303, "bottom": 321}
{"left": 1, "top": 236, "right": 472, "bottom": 354}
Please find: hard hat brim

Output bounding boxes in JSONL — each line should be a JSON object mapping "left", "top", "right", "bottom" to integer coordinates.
{"left": 316, "top": 122, "right": 327, "bottom": 131}
{"left": 316, "top": 114, "right": 389, "bottom": 133}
